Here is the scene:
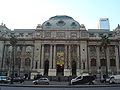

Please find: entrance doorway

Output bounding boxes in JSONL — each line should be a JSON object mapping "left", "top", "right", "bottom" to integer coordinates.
{"left": 44, "top": 60, "right": 49, "bottom": 76}
{"left": 57, "top": 64, "right": 64, "bottom": 76}
{"left": 72, "top": 60, "right": 76, "bottom": 76}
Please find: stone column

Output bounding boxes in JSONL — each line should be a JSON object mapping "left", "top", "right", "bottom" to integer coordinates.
{"left": 64, "top": 45, "right": 71, "bottom": 76}
{"left": 77, "top": 45, "right": 80, "bottom": 69}
{"left": 53, "top": 44, "right": 56, "bottom": 69}
{"left": 21, "top": 46, "right": 25, "bottom": 69}
{"left": 86, "top": 46, "right": 91, "bottom": 73}
{"left": 68, "top": 45, "right": 71, "bottom": 69}
{"left": 2, "top": 45, "right": 7, "bottom": 69}
{"left": 96, "top": 46, "right": 100, "bottom": 72}
{"left": 64, "top": 45, "right": 68, "bottom": 69}
{"left": 76, "top": 45, "right": 80, "bottom": 76}
{"left": 115, "top": 45, "right": 119, "bottom": 73}
{"left": 41, "top": 44, "right": 44, "bottom": 69}
{"left": 39, "top": 44, "right": 42, "bottom": 69}
{"left": 49, "top": 44, "right": 56, "bottom": 76}
{"left": 49, "top": 45, "right": 53, "bottom": 69}
{"left": 106, "top": 47, "right": 110, "bottom": 72}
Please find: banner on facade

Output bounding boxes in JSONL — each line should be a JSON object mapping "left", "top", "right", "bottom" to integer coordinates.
{"left": 56, "top": 52, "right": 64, "bottom": 65}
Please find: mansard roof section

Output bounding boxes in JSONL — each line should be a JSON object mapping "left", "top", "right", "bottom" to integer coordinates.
{"left": 42, "top": 15, "right": 80, "bottom": 30}
{"left": 88, "top": 29, "right": 110, "bottom": 33}
{"left": 14, "top": 29, "right": 35, "bottom": 33}
{"left": 88, "top": 29, "right": 115, "bottom": 39}
{"left": 13, "top": 29, "right": 35, "bottom": 39}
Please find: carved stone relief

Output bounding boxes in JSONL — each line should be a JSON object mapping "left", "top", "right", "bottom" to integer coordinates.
{"left": 56, "top": 32, "right": 65, "bottom": 38}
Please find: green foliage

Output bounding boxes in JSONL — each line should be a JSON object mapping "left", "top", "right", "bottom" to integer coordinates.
{"left": 9, "top": 34, "right": 17, "bottom": 46}
{"left": 101, "top": 35, "right": 110, "bottom": 49}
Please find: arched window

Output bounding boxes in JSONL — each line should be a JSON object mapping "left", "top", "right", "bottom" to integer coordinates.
{"left": 8, "top": 46, "right": 12, "bottom": 53}
{"left": 26, "top": 46, "right": 32, "bottom": 53}
{"left": 45, "top": 22, "right": 51, "bottom": 26}
{"left": 71, "top": 22, "right": 77, "bottom": 26}
{"left": 17, "top": 46, "right": 22, "bottom": 52}
{"left": 56, "top": 20, "right": 66, "bottom": 26}
{"left": 15, "top": 58, "right": 21, "bottom": 67}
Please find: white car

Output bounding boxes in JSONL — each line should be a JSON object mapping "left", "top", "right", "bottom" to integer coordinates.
{"left": 70, "top": 75, "right": 96, "bottom": 85}
{"left": 0, "top": 76, "right": 11, "bottom": 83}
{"left": 109, "top": 75, "right": 120, "bottom": 84}
{"left": 33, "top": 78, "right": 49, "bottom": 85}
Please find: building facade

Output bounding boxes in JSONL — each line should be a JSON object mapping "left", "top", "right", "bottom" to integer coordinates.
{"left": 0, "top": 16, "right": 120, "bottom": 79}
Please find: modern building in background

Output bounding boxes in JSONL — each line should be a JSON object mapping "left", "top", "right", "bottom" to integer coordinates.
{"left": 0, "top": 15, "right": 120, "bottom": 79}
{"left": 99, "top": 18, "right": 110, "bottom": 30}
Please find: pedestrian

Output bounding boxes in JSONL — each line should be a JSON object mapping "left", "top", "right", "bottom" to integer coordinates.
{"left": 10, "top": 77, "right": 13, "bottom": 84}
{"left": 20, "top": 77, "right": 24, "bottom": 84}
{"left": 58, "top": 76, "right": 60, "bottom": 82}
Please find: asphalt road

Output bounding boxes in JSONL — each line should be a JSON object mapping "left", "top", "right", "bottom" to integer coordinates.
{"left": 0, "top": 87, "right": 120, "bottom": 90}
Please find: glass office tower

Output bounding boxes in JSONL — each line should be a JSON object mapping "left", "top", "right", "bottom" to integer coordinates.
{"left": 99, "top": 18, "right": 110, "bottom": 30}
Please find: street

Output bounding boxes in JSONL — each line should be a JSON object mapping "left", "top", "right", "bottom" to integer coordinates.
{"left": 0, "top": 87, "right": 120, "bottom": 90}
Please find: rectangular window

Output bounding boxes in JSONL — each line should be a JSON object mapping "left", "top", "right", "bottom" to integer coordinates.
{"left": 100, "top": 59, "right": 106, "bottom": 66}
{"left": 91, "top": 59, "right": 96, "bottom": 66}
{"left": 83, "top": 62, "right": 85, "bottom": 69}
{"left": 35, "top": 61, "right": 38, "bottom": 69}
{"left": 110, "top": 59, "right": 116, "bottom": 66}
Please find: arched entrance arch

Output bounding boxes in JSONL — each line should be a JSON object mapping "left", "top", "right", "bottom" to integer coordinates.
{"left": 56, "top": 45, "right": 65, "bottom": 76}
{"left": 44, "top": 60, "right": 49, "bottom": 76}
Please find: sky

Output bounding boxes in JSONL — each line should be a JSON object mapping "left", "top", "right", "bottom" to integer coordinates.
{"left": 0, "top": 0, "right": 120, "bottom": 30}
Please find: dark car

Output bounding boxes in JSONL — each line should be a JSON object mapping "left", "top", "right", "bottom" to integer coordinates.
{"left": 70, "top": 75, "right": 96, "bottom": 85}
{"left": 10, "top": 76, "right": 24, "bottom": 83}
{"left": 0, "top": 76, "right": 11, "bottom": 83}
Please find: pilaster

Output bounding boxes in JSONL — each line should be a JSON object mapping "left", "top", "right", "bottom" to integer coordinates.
{"left": 41, "top": 44, "right": 44, "bottom": 69}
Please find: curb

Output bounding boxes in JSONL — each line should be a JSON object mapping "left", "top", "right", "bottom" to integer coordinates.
{"left": 0, "top": 84, "right": 120, "bottom": 88}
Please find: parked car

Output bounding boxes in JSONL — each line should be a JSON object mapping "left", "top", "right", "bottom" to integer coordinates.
{"left": 100, "top": 77, "right": 110, "bottom": 83}
{"left": 109, "top": 75, "right": 120, "bottom": 84}
{"left": 70, "top": 75, "right": 96, "bottom": 85}
{"left": 0, "top": 76, "right": 11, "bottom": 83}
{"left": 33, "top": 78, "right": 49, "bottom": 85}
{"left": 9, "top": 76, "right": 24, "bottom": 83}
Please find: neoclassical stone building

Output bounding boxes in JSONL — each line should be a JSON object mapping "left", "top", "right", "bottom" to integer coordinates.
{"left": 0, "top": 15, "right": 120, "bottom": 79}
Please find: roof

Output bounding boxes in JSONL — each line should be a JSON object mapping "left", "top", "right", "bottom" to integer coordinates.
{"left": 115, "top": 24, "right": 120, "bottom": 30}
{"left": 0, "top": 24, "right": 10, "bottom": 31}
{"left": 14, "top": 29, "right": 35, "bottom": 33}
{"left": 88, "top": 29, "right": 112, "bottom": 33}
{"left": 42, "top": 15, "right": 80, "bottom": 30}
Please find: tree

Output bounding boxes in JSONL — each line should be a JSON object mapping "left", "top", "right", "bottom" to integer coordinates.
{"left": 9, "top": 33, "right": 17, "bottom": 76}
{"left": 100, "top": 35, "right": 110, "bottom": 77}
